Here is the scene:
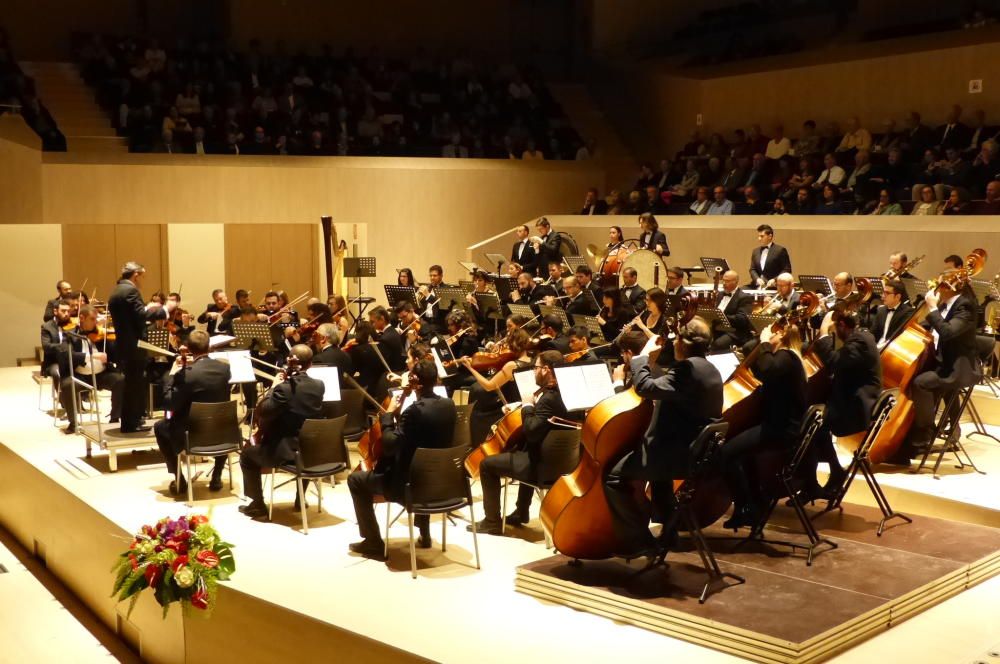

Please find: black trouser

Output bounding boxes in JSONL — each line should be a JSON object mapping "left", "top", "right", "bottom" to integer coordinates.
{"left": 907, "top": 369, "right": 963, "bottom": 449}
{"left": 797, "top": 423, "right": 845, "bottom": 489}
{"left": 720, "top": 424, "right": 771, "bottom": 511}
{"left": 347, "top": 469, "right": 429, "bottom": 543}
{"left": 120, "top": 347, "right": 149, "bottom": 429}
{"left": 153, "top": 418, "right": 226, "bottom": 479}
{"left": 58, "top": 370, "right": 124, "bottom": 428}
{"left": 604, "top": 452, "right": 675, "bottom": 554}
{"left": 479, "top": 451, "right": 535, "bottom": 522}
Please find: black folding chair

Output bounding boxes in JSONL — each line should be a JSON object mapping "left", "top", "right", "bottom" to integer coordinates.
{"left": 323, "top": 388, "right": 368, "bottom": 441}
{"left": 268, "top": 415, "right": 349, "bottom": 534}
{"left": 180, "top": 401, "right": 242, "bottom": 503}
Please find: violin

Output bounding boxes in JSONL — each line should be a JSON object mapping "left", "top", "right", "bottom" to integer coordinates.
{"left": 444, "top": 326, "right": 472, "bottom": 345}
{"left": 446, "top": 349, "right": 516, "bottom": 373}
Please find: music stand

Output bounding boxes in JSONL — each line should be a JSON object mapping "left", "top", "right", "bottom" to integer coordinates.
{"left": 969, "top": 279, "right": 998, "bottom": 303}
{"left": 493, "top": 276, "right": 517, "bottom": 304}
{"left": 539, "top": 305, "right": 570, "bottom": 330}
{"left": 384, "top": 285, "right": 417, "bottom": 308}
{"left": 563, "top": 256, "right": 589, "bottom": 273}
{"left": 485, "top": 253, "right": 508, "bottom": 273}
{"left": 457, "top": 261, "right": 480, "bottom": 276}
{"left": 475, "top": 292, "right": 504, "bottom": 324}
{"left": 679, "top": 265, "right": 706, "bottom": 285}
{"left": 232, "top": 321, "right": 276, "bottom": 352}
{"left": 508, "top": 303, "right": 536, "bottom": 324}
{"left": 749, "top": 313, "right": 779, "bottom": 334}
{"left": 576, "top": 315, "right": 607, "bottom": 344}
{"left": 700, "top": 257, "right": 731, "bottom": 279}
{"left": 798, "top": 275, "right": 833, "bottom": 296}
{"left": 862, "top": 278, "right": 885, "bottom": 300}
{"left": 697, "top": 307, "right": 732, "bottom": 331}
{"left": 458, "top": 280, "right": 475, "bottom": 293}
{"left": 345, "top": 257, "right": 376, "bottom": 320}
{"left": 435, "top": 286, "right": 466, "bottom": 312}
{"left": 900, "top": 277, "right": 930, "bottom": 300}
{"left": 144, "top": 328, "right": 171, "bottom": 355}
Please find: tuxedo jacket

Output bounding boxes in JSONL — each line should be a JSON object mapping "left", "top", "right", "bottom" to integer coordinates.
{"left": 869, "top": 301, "right": 914, "bottom": 346}
{"left": 749, "top": 243, "right": 792, "bottom": 284}
{"left": 511, "top": 239, "right": 536, "bottom": 274}
{"left": 108, "top": 279, "right": 167, "bottom": 353}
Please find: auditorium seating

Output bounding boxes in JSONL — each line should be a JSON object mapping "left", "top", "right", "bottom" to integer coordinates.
{"left": 0, "top": 27, "right": 65, "bottom": 151}
{"left": 72, "top": 33, "right": 582, "bottom": 158}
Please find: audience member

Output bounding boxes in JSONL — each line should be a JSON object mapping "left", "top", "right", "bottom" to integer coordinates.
{"left": 910, "top": 185, "right": 943, "bottom": 215}
{"left": 708, "top": 186, "right": 734, "bottom": 215}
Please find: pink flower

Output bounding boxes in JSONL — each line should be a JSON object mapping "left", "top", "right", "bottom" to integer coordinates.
{"left": 195, "top": 550, "right": 219, "bottom": 568}
{"left": 171, "top": 555, "right": 189, "bottom": 573}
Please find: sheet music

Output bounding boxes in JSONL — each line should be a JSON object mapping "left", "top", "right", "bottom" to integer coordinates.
{"left": 393, "top": 385, "right": 448, "bottom": 412}
{"left": 513, "top": 367, "right": 539, "bottom": 402}
{"left": 209, "top": 334, "right": 236, "bottom": 349}
{"left": 208, "top": 350, "right": 249, "bottom": 383}
{"left": 553, "top": 362, "right": 614, "bottom": 411}
{"left": 706, "top": 352, "right": 741, "bottom": 382}
{"left": 306, "top": 366, "right": 342, "bottom": 402}
{"left": 430, "top": 347, "right": 450, "bottom": 379}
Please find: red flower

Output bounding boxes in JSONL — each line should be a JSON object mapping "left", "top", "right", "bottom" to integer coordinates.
{"left": 195, "top": 550, "right": 219, "bottom": 568}
{"left": 144, "top": 564, "right": 163, "bottom": 588}
{"left": 171, "top": 555, "right": 189, "bottom": 572}
{"left": 165, "top": 539, "right": 188, "bottom": 554}
{"left": 129, "top": 554, "right": 139, "bottom": 570}
{"left": 189, "top": 515, "right": 208, "bottom": 526}
{"left": 190, "top": 588, "right": 209, "bottom": 610}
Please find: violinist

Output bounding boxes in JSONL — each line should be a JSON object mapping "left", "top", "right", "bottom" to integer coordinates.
{"left": 664, "top": 266, "right": 688, "bottom": 297}
{"left": 347, "top": 359, "right": 457, "bottom": 559}
{"left": 327, "top": 294, "right": 352, "bottom": 341}
{"left": 166, "top": 292, "right": 193, "bottom": 347}
{"left": 347, "top": 321, "right": 391, "bottom": 400}
{"left": 442, "top": 309, "right": 478, "bottom": 360}
{"left": 312, "top": 323, "right": 354, "bottom": 381}
{"left": 597, "top": 288, "right": 630, "bottom": 342}
{"left": 604, "top": 318, "right": 722, "bottom": 556}
{"left": 710, "top": 270, "right": 754, "bottom": 352}
{"left": 43, "top": 280, "right": 74, "bottom": 322}
{"left": 619, "top": 267, "right": 646, "bottom": 315}
{"left": 536, "top": 314, "right": 571, "bottom": 353}
{"left": 153, "top": 330, "right": 230, "bottom": 494}
{"left": 235, "top": 305, "right": 273, "bottom": 419}
{"left": 234, "top": 289, "right": 253, "bottom": 314}
{"left": 720, "top": 321, "right": 807, "bottom": 528}
{"left": 238, "top": 344, "right": 325, "bottom": 519}
{"left": 284, "top": 302, "right": 332, "bottom": 344}
{"left": 556, "top": 276, "right": 599, "bottom": 319}
{"left": 870, "top": 280, "right": 914, "bottom": 350}
{"left": 566, "top": 325, "right": 599, "bottom": 363}
{"left": 260, "top": 290, "right": 299, "bottom": 350}
{"left": 637, "top": 212, "right": 669, "bottom": 257}
{"left": 369, "top": 306, "right": 406, "bottom": 372}
{"left": 895, "top": 279, "right": 979, "bottom": 461}
{"left": 469, "top": 349, "right": 568, "bottom": 535}
{"left": 510, "top": 270, "right": 553, "bottom": 306}
{"left": 800, "top": 308, "right": 881, "bottom": 499}
{"left": 197, "top": 289, "right": 235, "bottom": 335}
{"left": 395, "top": 301, "right": 433, "bottom": 349}
{"left": 462, "top": 328, "right": 534, "bottom": 445}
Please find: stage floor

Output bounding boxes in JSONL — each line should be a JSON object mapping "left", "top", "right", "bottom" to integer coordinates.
{"left": 2, "top": 366, "right": 999, "bottom": 663}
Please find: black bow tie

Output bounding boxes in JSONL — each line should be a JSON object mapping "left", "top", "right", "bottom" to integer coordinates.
{"left": 887, "top": 308, "right": 896, "bottom": 313}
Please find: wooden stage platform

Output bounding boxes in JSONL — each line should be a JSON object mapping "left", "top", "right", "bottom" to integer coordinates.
{"left": 1, "top": 366, "right": 999, "bottom": 664}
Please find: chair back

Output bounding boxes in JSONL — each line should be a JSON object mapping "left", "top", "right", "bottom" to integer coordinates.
{"left": 187, "top": 401, "right": 241, "bottom": 450}
{"left": 856, "top": 388, "right": 899, "bottom": 458}
{"left": 405, "top": 445, "right": 469, "bottom": 508}
{"left": 322, "top": 388, "right": 367, "bottom": 436}
{"left": 536, "top": 429, "right": 582, "bottom": 485}
{"left": 787, "top": 405, "right": 826, "bottom": 474}
{"left": 452, "top": 404, "right": 472, "bottom": 449}
{"left": 688, "top": 421, "right": 730, "bottom": 476}
{"left": 297, "top": 415, "right": 348, "bottom": 470}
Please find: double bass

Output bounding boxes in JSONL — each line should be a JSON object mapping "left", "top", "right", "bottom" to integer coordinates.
{"left": 843, "top": 249, "right": 987, "bottom": 463}
{"left": 540, "top": 293, "right": 696, "bottom": 560}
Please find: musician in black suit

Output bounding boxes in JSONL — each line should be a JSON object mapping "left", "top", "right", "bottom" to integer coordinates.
{"left": 620, "top": 267, "right": 647, "bottom": 314}
{"left": 710, "top": 270, "right": 754, "bottom": 351}
{"left": 541, "top": 261, "right": 566, "bottom": 296}
{"left": 802, "top": 309, "right": 882, "bottom": 496}
{"left": 42, "top": 280, "right": 74, "bottom": 322}
{"left": 196, "top": 289, "right": 237, "bottom": 335}
{"left": 511, "top": 224, "right": 537, "bottom": 275}
{"left": 311, "top": 323, "right": 354, "bottom": 379}
{"left": 108, "top": 261, "right": 175, "bottom": 432}
{"left": 369, "top": 306, "right": 406, "bottom": 372}
{"left": 348, "top": 360, "right": 457, "bottom": 558}
{"left": 567, "top": 326, "right": 599, "bottom": 363}
{"left": 531, "top": 217, "right": 562, "bottom": 278}
{"left": 239, "top": 345, "right": 325, "bottom": 518}
{"left": 557, "top": 276, "right": 599, "bottom": 320}
{"left": 153, "top": 331, "right": 231, "bottom": 493}
{"left": 663, "top": 266, "right": 688, "bottom": 297}
{"left": 347, "top": 321, "right": 390, "bottom": 400}
{"left": 749, "top": 224, "right": 792, "bottom": 289}
{"left": 511, "top": 271, "right": 554, "bottom": 307}
{"left": 470, "top": 350, "right": 567, "bottom": 535}
{"left": 637, "top": 213, "right": 669, "bottom": 256}
{"left": 574, "top": 265, "right": 603, "bottom": 302}
{"left": 604, "top": 318, "right": 723, "bottom": 555}
{"left": 720, "top": 322, "right": 807, "bottom": 528}
{"left": 869, "top": 280, "right": 914, "bottom": 350}
{"left": 898, "top": 281, "right": 979, "bottom": 459}
{"left": 536, "top": 314, "right": 571, "bottom": 353}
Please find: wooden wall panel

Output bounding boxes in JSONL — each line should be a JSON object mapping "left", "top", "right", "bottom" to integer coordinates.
{"left": 114, "top": 224, "right": 168, "bottom": 297}
{"left": 224, "top": 224, "right": 316, "bottom": 315}
{"left": 60, "top": 224, "right": 166, "bottom": 303}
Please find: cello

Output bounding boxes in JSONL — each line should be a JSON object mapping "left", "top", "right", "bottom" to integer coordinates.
{"left": 842, "top": 249, "right": 987, "bottom": 463}
{"left": 463, "top": 387, "right": 539, "bottom": 478}
{"left": 540, "top": 293, "right": 696, "bottom": 560}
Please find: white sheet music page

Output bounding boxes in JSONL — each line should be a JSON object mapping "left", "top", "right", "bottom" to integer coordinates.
{"left": 208, "top": 350, "right": 249, "bottom": 383}
{"left": 554, "top": 363, "right": 614, "bottom": 411}
{"left": 513, "top": 368, "right": 538, "bottom": 402}
{"left": 706, "top": 352, "right": 741, "bottom": 382}
{"left": 306, "top": 366, "right": 342, "bottom": 402}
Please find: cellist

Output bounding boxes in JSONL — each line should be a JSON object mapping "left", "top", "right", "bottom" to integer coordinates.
{"left": 468, "top": 349, "right": 567, "bottom": 536}
{"left": 603, "top": 317, "right": 722, "bottom": 557}
{"left": 347, "top": 359, "right": 457, "bottom": 560}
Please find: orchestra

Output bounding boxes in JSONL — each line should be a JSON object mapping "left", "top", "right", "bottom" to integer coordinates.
{"left": 45, "top": 231, "right": 996, "bottom": 573}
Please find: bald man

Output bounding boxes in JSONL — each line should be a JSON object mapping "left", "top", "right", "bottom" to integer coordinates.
{"left": 711, "top": 270, "right": 754, "bottom": 351}
{"left": 239, "top": 344, "right": 325, "bottom": 518}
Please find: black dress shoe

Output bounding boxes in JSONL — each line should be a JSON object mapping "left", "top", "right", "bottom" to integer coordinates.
{"left": 468, "top": 518, "right": 502, "bottom": 535}
{"left": 238, "top": 502, "right": 268, "bottom": 518}
{"left": 61, "top": 426, "right": 77, "bottom": 435}
{"left": 169, "top": 478, "right": 189, "bottom": 495}
{"left": 723, "top": 506, "right": 759, "bottom": 531}
{"left": 785, "top": 484, "right": 824, "bottom": 507}
{"left": 121, "top": 424, "right": 152, "bottom": 434}
{"left": 349, "top": 540, "right": 387, "bottom": 560}
{"left": 208, "top": 477, "right": 223, "bottom": 492}
{"left": 505, "top": 510, "right": 531, "bottom": 527}
{"left": 417, "top": 532, "right": 432, "bottom": 549}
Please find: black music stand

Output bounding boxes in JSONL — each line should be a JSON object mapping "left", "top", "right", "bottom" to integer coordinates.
{"left": 798, "top": 275, "right": 833, "bottom": 296}
{"left": 697, "top": 307, "right": 732, "bottom": 332}
{"left": 700, "top": 257, "right": 730, "bottom": 279}
{"left": 539, "top": 305, "right": 570, "bottom": 330}
{"left": 507, "top": 303, "right": 536, "bottom": 325}
{"left": 678, "top": 266, "right": 706, "bottom": 285}
{"left": 493, "top": 276, "right": 517, "bottom": 304}
{"left": 144, "top": 328, "right": 171, "bottom": 355}
{"left": 384, "top": 285, "right": 417, "bottom": 308}
{"left": 435, "top": 286, "right": 466, "bottom": 313}
{"left": 862, "top": 278, "right": 886, "bottom": 300}
{"left": 345, "top": 257, "right": 376, "bottom": 319}
{"left": 458, "top": 280, "right": 475, "bottom": 293}
{"left": 563, "top": 256, "right": 589, "bottom": 274}
{"left": 749, "top": 313, "right": 779, "bottom": 334}
{"left": 485, "top": 253, "right": 508, "bottom": 273}
{"left": 576, "top": 315, "right": 607, "bottom": 344}
{"left": 232, "top": 321, "right": 276, "bottom": 352}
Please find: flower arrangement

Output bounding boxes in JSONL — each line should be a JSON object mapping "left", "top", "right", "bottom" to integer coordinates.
{"left": 111, "top": 514, "right": 235, "bottom": 617}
